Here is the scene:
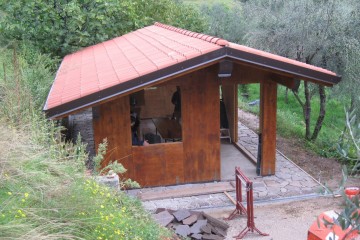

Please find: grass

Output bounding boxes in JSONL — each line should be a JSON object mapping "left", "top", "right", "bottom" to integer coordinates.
{"left": 238, "top": 84, "right": 347, "bottom": 157}
{"left": 0, "top": 46, "right": 170, "bottom": 240}
{"left": 0, "top": 123, "right": 169, "bottom": 239}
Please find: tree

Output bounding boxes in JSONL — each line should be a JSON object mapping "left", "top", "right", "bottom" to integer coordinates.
{"left": 339, "top": 105, "right": 360, "bottom": 174}
{"left": 0, "top": 0, "right": 206, "bottom": 58}
{"left": 200, "top": 2, "right": 245, "bottom": 44}
{"left": 332, "top": 0, "right": 360, "bottom": 124}
{"left": 242, "top": 0, "right": 353, "bottom": 141}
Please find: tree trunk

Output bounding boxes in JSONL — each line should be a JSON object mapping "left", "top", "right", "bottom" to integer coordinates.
{"left": 311, "top": 85, "right": 326, "bottom": 141}
{"left": 304, "top": 81, "right": 311, "bottom": 140}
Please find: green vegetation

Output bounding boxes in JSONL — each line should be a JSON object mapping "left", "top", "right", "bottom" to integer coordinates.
{"left": 0, "top": 39, "right": 169, "bottom": 240}
{"left": 0, "top": 1, "right": 207, "bottom": 237}
{"left": 0, "top": 0, "right": 206, "bottom": 57}
{"left": 238, "top": 84, "right": 347, "bottom": 158}
{"left": 183, "top": 0, "right": 236, "bottom": 8}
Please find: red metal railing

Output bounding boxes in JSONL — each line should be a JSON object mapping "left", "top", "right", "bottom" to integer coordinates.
{"left": 226, "top": 167, "right": 268, "bottom": 239}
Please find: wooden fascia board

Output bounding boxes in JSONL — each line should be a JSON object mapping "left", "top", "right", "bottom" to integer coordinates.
{"left": 225, "top": 48, "right": 341, "bottom": 86}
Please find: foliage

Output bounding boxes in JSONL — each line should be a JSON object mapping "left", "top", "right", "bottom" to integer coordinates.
{"left": 338, "top": 104, "right": 360, "bottom": 174}
{"left": 238, "top": 84, "right": 346, "bottom": 157}
{"left": 0, "top": 0, "right": 206, "bottom": 57}
{"left": 0, "top": 124, "right": 168, "bottom": 239}
{"left": 334, "top": 195, "right": 360, "bottom": 238}
{"left": 0, "top": 43, "right": 55, "bottom": 125}
{"left": 321, "top": 167, "right": 360, "bottom": 238}
{"left": 92, "top": 138, "right": 140, "bottom": 189}
{"left": 333, "top": 38, "right": 360, "bottom": 126}
{"left": 0, "top": 46, "right": 168, "bottom": 240}
{"left": 241, "top": 0, "right": 357, "bottom": 141}
{"left": 200, "top": 2, "right": 245, "bottom": 43}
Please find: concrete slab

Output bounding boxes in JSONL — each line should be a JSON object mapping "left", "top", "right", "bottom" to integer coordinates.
{"left": 220, "top": 141, "right": 257, "bottom": 180}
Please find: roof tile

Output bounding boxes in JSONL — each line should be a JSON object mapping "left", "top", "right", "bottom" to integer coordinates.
{"left": 44, "top": 22, "right": 339, "bottom": 115}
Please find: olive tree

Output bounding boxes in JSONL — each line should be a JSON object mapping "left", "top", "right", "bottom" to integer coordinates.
{"left": 200, "top": 2, "right": 245, "bottom": 44}
{"left": 242, "top": 0, "right": 352, "bottom": 141}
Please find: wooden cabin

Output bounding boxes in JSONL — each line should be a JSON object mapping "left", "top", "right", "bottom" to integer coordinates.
{"left": 44, "top": 22, "right": 341, "bottom": 187}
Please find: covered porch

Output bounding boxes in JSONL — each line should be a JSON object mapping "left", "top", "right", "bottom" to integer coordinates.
{"left": 127, "top": 117, "right": 322, "bottom": 210}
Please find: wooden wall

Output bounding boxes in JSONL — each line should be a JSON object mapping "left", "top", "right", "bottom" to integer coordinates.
{"left": 132, "top": 142, "right": 184, "bottom": 186}
{"left": 140, "top": 85, "right": 175, "bottom": 119}
{"left": 181, "top": 67, "right": 221, "bottom": 182}
{"left": 92, "top": 96, "right": 134, "bottom": 179}
{"left": 92, "top": 65, "right": 221, "bottom": 186}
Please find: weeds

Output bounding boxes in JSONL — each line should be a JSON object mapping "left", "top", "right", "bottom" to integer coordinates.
{"left": 0, "top": 46, "right": 169, "bottom": 239}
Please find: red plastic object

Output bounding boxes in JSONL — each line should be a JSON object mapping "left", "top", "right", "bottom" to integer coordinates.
{"left": 345, "top": 187, "right": 360, "bottom": 199}
{"left": 308, "top": 210, "right": 359, "bottom": 240}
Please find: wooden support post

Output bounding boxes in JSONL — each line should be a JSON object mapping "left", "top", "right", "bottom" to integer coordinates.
{"left": 221, "top": 83, "right": 238, "bottom": 142}
{"left": 259, "top": 80, "right": 277, "bottom": 176}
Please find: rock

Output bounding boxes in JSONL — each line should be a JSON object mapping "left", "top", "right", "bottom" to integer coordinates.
{"left": 190, "top": 219, "right": 208, "bottom": 234}
{"left": 94, "top": 175, "right": 119, "bottom": 190}
{"left": 201, "top": 224, "right": 212, "bottom": 234}
{"left": 191, "top": 233, "right": 202, "bottom": 239}
{"left": 152, "top": 210, "right": 174, "bottom": 227}
{"left": 155, "top": 208, "right": 166, "bottom": 214}
{"left": 175, "top": 225, "right": 190, "bottom": 237}
{"left": 182, "top": 214, "right": 198, "bottom": 225}
{"left": 213, "top": 227, "right": 227, "bottom": 237}
{"left": 202, "top": 233, "right": 225, "bottom": 240}
{"left": 203, "top": 213, "right": 230, "bottom": 229}
{"left": 173, "top": 209, "right": 191, "bottom": 222}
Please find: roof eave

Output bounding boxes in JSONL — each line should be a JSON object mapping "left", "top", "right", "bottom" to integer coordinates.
{"left": 45, "top": 47, "right": 341, "bottom": 119}
{"left": 226, "top": 47, "right": 341, "bottom": 86}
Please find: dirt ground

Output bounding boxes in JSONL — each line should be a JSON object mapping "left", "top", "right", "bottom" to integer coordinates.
{"left": 238, "top": 109, "right": 359, "bottom": 189}
{"left": 209, "top": 196, "right": 346, "bottom": 240}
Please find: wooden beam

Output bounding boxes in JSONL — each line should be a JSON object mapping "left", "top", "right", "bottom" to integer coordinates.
{"left": 227, "top": 63, "right": 297, "bottom": 90}
{"left": 259, "top": 80, "right": 277, "bottom": 176}
{"left": 271, "top": 74, "right": 299, "bottom": 90}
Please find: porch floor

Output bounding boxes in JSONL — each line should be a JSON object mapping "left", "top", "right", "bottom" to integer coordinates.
{"left": 127, "top": 121, "right": 325, "bottom": 212}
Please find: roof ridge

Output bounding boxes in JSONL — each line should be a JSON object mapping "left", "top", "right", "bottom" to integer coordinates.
{"left": 154, "top": 22, "right": 229, "bottom": 47}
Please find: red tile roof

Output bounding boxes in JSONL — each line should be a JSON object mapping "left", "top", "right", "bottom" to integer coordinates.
{"left": 44, "top": 22, "right": 341, "bottom": 118}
